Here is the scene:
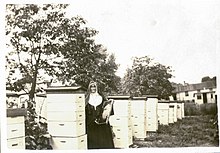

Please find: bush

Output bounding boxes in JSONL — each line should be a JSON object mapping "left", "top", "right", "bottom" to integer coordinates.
{"left": 199, "top": 103, "right": 218, "bottom": 115}
{"left": 25, "top": 100, "right": 52, "bottom": 150}
{"left": 184, "top": 103, "right": 201, "bottom": 116}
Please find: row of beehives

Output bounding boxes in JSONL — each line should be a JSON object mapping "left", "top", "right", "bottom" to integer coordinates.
{"left": 108, "top": 95, "right": 185, "bottom": 149}
{"left": 44, "top": 87, "right": 162, "bottom": 150}
{"left": 44, "top": 87, "right": 185, "bottom": 150}
{"left": 6, "top": 86, "right": 184, "bottom": 150}
{"left": 6, "top": 87, "right": 86, "bottom": 150}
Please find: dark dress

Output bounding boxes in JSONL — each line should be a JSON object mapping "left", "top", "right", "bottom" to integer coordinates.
{"left": 85, "top": 99, "right": 115, "bottom": 149}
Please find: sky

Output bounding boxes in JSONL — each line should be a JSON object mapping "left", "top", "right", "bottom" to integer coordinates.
{"left": 0, "top": 0, "right": 219, "bottom": 85}
{"left": 64, "top": 0, "right": 219, "bottom": 84}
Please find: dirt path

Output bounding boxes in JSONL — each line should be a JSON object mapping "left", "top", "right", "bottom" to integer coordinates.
{"left": 132, "top": 115, "right": 219, "bottom": 148}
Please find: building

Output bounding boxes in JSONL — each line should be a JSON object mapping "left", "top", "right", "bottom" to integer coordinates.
{"left": 170, "top": 81, "right": 217, "bottom": 105}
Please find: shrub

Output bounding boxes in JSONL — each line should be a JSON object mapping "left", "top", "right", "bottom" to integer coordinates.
{"left": 184, "top": 102, "right": 218, "bottom": 116}
{"left": 184, "top": 103, "right": 201, "bottom": 116}
{"left": 25, "top": 100, "right": 52, "bottom": 150}
{"left": 199, "top": 103, "right": 218, "bottom": 115}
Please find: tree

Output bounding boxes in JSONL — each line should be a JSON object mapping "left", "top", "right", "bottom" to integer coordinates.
{"left": 201, "top": 76, "right": 211, "bottom": 82}
{"left": 6, "top": 4, "right": 120, "bottom": 102}
{"left": 201, "top": 76, "right": 216, "bottom": 84}
{"left": 6, "top": 4, "right": 69, "bottom": 101}
{"left": 97, "top": 53, "right": 121, "bottom": 94}
{"left": 56, "top": 43, "right": 121, "bottom": 95}
{"left": 121, "top": 56, "right": 174, "bottom": 99}
{"left": 6, "top": 4, "right": 120, "bottom": 150}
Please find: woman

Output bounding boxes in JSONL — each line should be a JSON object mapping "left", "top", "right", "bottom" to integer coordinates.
{"left": 85, "top": 81, "right": 115, "bottom": 149}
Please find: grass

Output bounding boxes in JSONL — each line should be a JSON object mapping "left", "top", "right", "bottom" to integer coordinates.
{"left": 132, "top": 115, "right": 219, "bottom": 147}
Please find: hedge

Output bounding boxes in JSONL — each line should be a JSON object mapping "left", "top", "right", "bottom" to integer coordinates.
{"left": 184, "top": 102, "right": 218, "bottom": 116}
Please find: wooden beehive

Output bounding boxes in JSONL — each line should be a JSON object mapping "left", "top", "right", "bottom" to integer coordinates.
{"left": 181, "top": 102, "right": 185, "bottom": 118}
{"left": 176, "top": 101, "right": 183, "bottom": 120}
{"left": 45, "top": 86, "right": 87, "bottom": 150}
{"left": 108, "top": 95, "right": 133, "bottom": 148}
{"left": 168, "top": 104, "right": 174, "bottom": 124}
{"left": 169, "top": 101, "right": 178, "bottom": 123}
{"left": 7, "top": 108, "right": 26, "bottom": 149}
{"left": 158, "top": 100, "right": 169, "bottom": 125}
{"left": 130, "top": 96, "right": 147, "bottom": 139}
{"left": 145, "top": 95, "right": 158, "bottom": 132}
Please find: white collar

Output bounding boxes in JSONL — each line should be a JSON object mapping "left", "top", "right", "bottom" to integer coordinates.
{"left": 88, "top": 93, "right": 103, "bottom": 109}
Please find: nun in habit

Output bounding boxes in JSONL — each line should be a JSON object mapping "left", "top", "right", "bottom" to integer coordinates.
{"left": 85, "top": 81, "right": 115, "bottom": 149}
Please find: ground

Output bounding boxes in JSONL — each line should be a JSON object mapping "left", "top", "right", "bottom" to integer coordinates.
{"left": 131, "top": 115, "right": 219, "bottom": 148}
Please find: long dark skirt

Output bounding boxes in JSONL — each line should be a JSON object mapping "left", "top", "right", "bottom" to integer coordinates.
{"left": 87, "top": 122, "right": 115, "bottom": 149}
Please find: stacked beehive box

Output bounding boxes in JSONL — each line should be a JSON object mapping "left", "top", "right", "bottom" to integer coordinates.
{"left": 7, "top": 108, "right": 26, "bottom": 149}
{"left": 176, "top": 101, "right": 183, "bottom": 120}
{"left": 130, "top": 97, "right": 147, "bottom": 139}
{"left": 145, "top": 95, "right": 158, "bottom": 132}
{"left": 158, "top": 100, "right": 169, "bottom": 125}
{"left": 168, "top": 104, "right": 175, "bottom": 124}
{"left": 169, "top": 101, "right": 178, "bottom": 123}
{"left": 181, "top": 101, "right": 185, "bottom": 118}
{"left": 108, "top": 95, "right": 132, "bottom": 148}
{"left": 46, "top": 86, "right": 87, "bottom": 150}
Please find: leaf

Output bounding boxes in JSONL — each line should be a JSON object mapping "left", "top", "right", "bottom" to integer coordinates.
{"left": 43, "top": 134, "right": 51, "bottom": 138}
{"left": 122, "top": 56, "right": 173, "bottom": 98}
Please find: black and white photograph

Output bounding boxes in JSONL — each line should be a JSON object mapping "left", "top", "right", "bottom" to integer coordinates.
{"left": 1, "top": 0, "right": 220, "bottom": 153}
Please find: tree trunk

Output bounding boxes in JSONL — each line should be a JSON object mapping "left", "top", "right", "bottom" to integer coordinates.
{"left": 28, "top": 51, "right": 41, "bottom": 106}
{"left": 29, "top": 71, "right": 37, "bottom": 101}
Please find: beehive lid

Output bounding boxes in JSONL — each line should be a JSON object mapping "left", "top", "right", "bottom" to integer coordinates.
{"left": 132, "top": 96, "right": 147, "bottom": 100}
{"left": 169, "top": 101, "right": 178, "bottom": 103}
{"left": 158, "top": 100, "right": 170, "bottom": 103}
{"left": 45, "top": 86, "right": 86, "bottom": 94}
{"left": 6, "top": 92, "right": 19, "bottom": 97}
{"left": 7, "top": 108, "right": 27, "bottom": 117}
{"left": 176, "top": 101, "right": 184, "bottom": 103}
{"left": 108, "top": 95, "right": 131, "bottom": 100}
{"left": 145, "top": 95, "right": 158, "bottom": 98}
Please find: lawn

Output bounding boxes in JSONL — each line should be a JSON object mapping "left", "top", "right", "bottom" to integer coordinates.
{"left": 132, "top": 115, "right": 219, "bottom": 148}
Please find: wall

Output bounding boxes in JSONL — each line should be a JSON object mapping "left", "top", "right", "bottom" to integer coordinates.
{"left": 174, "top": 88, "right": 216, "bottom": 105}
{"left": 176, "top": 90, "right": 197, "bottom": 101}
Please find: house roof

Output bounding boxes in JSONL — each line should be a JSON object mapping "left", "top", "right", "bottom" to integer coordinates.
{"left": 173, "top": 81, "right": 216, "bottom": 93}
